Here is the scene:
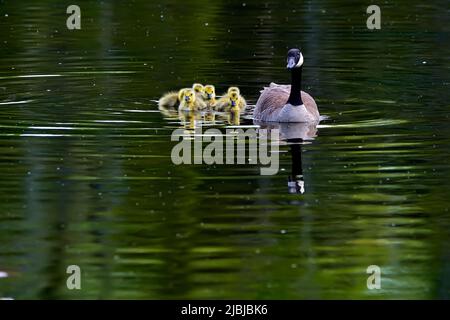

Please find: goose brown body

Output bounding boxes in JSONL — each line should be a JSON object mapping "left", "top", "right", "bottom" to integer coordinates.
{"left": 254, "top": 83, "right": 319, "bottom": 122}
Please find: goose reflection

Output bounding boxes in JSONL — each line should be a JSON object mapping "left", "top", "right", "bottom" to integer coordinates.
{"left": 255, "top": 121, "right": 319, "bottom": 194}
{"left": 287, "top": 140, "right": 305, "bottom": 194}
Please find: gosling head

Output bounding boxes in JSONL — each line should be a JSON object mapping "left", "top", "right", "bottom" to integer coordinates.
{"left": 178, "top": 88, "right": 188, "bottom": 101}
{"left": 184, "top": 89, "right": 196, "bottom": 106}
{"left": 192, "top": 83, "right": 204, "bottom": 95}
{"left": 204, "top": 85, "right": 216, "bottom": 100}
{"left": 228, "top": 86, "right": 240, "bottom": 95}
{"left": 229, "top": 91, "right": 240, "bottom": 109}
{"left": 286, "top": 48, "right": 303, "bottom": 70}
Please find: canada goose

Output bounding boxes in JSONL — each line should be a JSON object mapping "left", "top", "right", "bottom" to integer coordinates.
{"left": 216, "top": 87, "right": 247, "bottom": 112}
{"left": 179, "top": 89, "right": 206, "bottom": 111}
{"left": 202, "top": 85, "right": 217, "bottom": 108}
{"left": 158, "top": 88, "right": 188, "bottom": 110}
{"left": 253, "top": 48, "right": 319, "bottom": 122}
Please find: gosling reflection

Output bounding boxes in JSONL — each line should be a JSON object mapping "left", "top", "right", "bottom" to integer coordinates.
{"left": 168, "top": 108, "right": 241, "bottom": 129}
{"left": 227, "top": 109, "right": 240, "bottom": 126}
{"left": 255, "top": 121, "right": 319, "bottom": 194}
{"left": 203, "top": 110, "right": 216, "bottom": 123}
{"left": 178, "top": 110, "right": 200, "bottom": 131}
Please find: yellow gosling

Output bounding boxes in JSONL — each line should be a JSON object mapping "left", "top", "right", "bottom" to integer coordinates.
{"left": 192, "top": 83, "right": 205, "bottom": 98}
{"left": 216, "top": 87, "right": 247, "bottom": 112}
{"left": 179, "top": 89, "right": 206, "bottom": 112}
{"left": 202, "top": 85, "right": 217, "bottom": 108}
{"left": 228, "top": 86, "right": 247, "bottom": 109}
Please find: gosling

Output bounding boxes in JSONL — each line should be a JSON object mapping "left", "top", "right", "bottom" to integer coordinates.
{"left": 179, "top": 89, "right": 206, "bottom": 112}
{"left": 216, "top": 87, "right": 247, "bottom": 112}
{"left": 202, "top": 85, "right": 217, "bottom": 108}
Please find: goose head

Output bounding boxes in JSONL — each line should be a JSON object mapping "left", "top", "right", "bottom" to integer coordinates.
{"left": 286, "top": 48, "right": 304, "bottom": 70}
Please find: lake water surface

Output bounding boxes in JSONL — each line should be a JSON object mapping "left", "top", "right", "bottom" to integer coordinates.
{"left": 0, "top": 0, "right": 449, "bottom": 299}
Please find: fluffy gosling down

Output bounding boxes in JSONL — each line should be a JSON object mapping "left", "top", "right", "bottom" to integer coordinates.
{"left": 158, "top": 88, "right": 188, "bottom": 110}
{"left": 216, "top": 87, "right": 247, "bottom": 112}
{"left": 179, "top": 89, "right": 206, "bottom": 112}
{"left": 159, "top": 83, "right": 204, "bottom": 110}
{"left": 202, "top": 85, "right": 217, "bottom": 108}
{"left": 192, "top": 83, "right": 205, "bottom": 98}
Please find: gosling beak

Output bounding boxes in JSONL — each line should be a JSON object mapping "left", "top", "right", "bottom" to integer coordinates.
{"left": 207, "top": 93, "right": 212, "bottom": 99}
{"left": 185, "top": 96, "right": 190, "bottom": 102}
{"left": 231, "top": 100, "right": 236, "bottom": 107}
{"left": 287, "top": 57, "right": 296, "bottom": 70}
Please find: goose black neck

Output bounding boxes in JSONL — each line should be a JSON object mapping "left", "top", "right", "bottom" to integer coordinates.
{"left": 287, "top": 67, "right": 303, "bottom": 106}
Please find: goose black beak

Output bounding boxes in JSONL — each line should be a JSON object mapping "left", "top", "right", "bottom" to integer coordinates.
{"left": 287, "top": 57, "right": 296, "bottom": 70}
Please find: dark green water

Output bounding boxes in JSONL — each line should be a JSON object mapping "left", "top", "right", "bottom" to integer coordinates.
{"left": 0, "top": 0, "right": 449, "bottom": 299}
